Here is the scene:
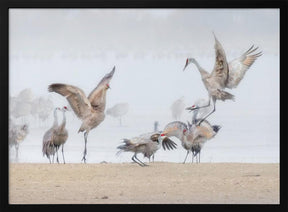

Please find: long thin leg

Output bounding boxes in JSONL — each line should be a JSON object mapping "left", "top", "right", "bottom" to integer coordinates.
{"left": 52, "top": 150, "right": 55, "bottom": 163}
{"left": 132, "top": 155, "right": 143, "bottom": 166}
{"left": 191, "top": 151, "right": 194, "bottom": 163}
{"left": 197, "top": 98, "right": 216, "bottom": 126}
{"left": 132, "top": 154, "right": 147, "bottom": 166}
{"left": 183, "top": 150, "right": 190, "bottom": 164}
{"left": 135, "top": 155, "right": 148, "bottom": 166}
{"left": 82, "top": 132, "right": 88, "bottom": 163}
{"left": 15, "top": 144, "right": 19, "bottom": 162}
{"left": 56, "top": 146, "right": 59, "bottom": 164}
{"left": 62, "top": 145, "right": 65, "bottom": 164}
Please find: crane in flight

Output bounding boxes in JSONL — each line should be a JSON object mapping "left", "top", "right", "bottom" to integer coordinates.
{"left": 183, "top": 33, "right": 262, "bottom": 125}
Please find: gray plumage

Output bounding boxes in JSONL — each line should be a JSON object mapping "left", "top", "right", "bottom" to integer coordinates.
{"left": 159, "top": 107, "right": 221, "bottom": 164}
{"left": 42, "top": 107, "right": 60, "bottom": 163}
{"left": 183, "top": 33, "right": 262, "bottom": 125}
{"left": 48, "top": 66, "right": 115, "bottom": 163}
{"left": 117, "top": 132, "right": 177, "bottom": 166}
{"left": 185, "top": 102, "right": 221, "bottom": 163}
{"left": 53, "top": 106, "right": 69, "bottom": 164}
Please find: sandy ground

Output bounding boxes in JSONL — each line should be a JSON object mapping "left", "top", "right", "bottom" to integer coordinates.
{"left": 9, "top": 162, "right": 279, "bottom": 204}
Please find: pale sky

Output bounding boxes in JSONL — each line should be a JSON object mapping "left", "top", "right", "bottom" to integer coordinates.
{"left": 10, "top": 9, "right": 279, "bottom": 59}
{"left": 9, "top": 9, "right": 279, "bottom": 116}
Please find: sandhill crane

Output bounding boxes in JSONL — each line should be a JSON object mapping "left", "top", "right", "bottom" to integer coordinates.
{"left": 106, "top": 102, "right": 129, "bottom": 126}
{"left": 9, "top": 120, "right": 29, "bottom": 161}
{"left": 159, "top": 113, "right": 220, "bottom": 164}
{"left": 48, "top": 66, "right": 115, "bottom": 163}
{"left": 186, "top": 120, "right": 221, "bottom": 163}
{"left": 53, "top": 106, "right": 69, "bottom": 164}
{"left": 183, "top": 33, "right": 262, "bottom": 125}
{"left": 42, "top": 107, "right": 61, "bottom": 163}
{"left": 117, "top": 132, "right": 177, "bottom": 166}
{"left": 185, "top": 102, "right": 221, "bottom": 163}
{"left": 158, "top": 121, "right": 190, "bottom": 163}
{"left": 170, "top": 96, "right": 186, "bottom": 120}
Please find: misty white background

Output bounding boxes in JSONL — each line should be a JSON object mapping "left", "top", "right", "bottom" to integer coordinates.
{"left": 9, "top": 9, "right": 279, "bottom": 163}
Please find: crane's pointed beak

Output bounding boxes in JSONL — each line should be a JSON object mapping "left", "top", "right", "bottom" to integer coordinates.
{"left": 183, "top": 59, "right": 189, "bottom": 71}
{"left": 183, "top": 64, "right": 188, "bottom": 71}
{"left": 186, "top": 105, "right": 197, "bottom": 112}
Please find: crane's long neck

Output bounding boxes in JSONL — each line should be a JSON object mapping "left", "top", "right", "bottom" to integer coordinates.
{"left": 192, "top": 109, "right": 199, "bottom": 125}
{"left": 192, "top": 59, "right": 209, "bottom": 79}
{"left": 59, "top": 110, "right": 66, "bottom": 130}
{"left": 53, "top": 109, "right": 59, "bottom": 127}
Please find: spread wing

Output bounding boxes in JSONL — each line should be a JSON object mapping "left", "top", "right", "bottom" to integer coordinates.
{"left": 210, "top": 33, "right": 229, "bottom": 88}
{"left": 227, "top": 45, "right": 262, "bottom": 89}
{"left": 88, "top": 66, "right": 115, "bottom": 109}
{"left": 161, "top": 137, "right": 177, "bottom": 151}
{"left": 48, "top": 83, "right": 92, "bottom": 119}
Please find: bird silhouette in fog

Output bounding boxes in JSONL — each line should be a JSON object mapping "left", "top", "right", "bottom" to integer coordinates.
{"left": 48, "top": 66, "right": 115, "bottom": 163}
{"left": 9, "top": 119, "right": 29, "bottom": 161}
{"left": 183, "top": 33, "right": 262, "bottom": 125}
{"left": 170, "top": 96, "right": 185, "bottom": 120}
{"left": 106, "top": 102, "right": 129, "bottom": 126}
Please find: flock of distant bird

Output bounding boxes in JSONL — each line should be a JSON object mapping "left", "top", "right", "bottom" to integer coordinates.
{"left": 9, "top": 33, "right": 261, "bottom": 166}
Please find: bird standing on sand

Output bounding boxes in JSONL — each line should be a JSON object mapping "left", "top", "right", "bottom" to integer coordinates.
{"left": 48, "top": 66, "right": 115, "bottom": 163}
{"left": 42, "top": 107, "right": 60, "bottom": 163}
{"left": 53, "top": 106, "right": 69, "bottom": 164}
{"left": 183, "top": 33, "right": 262, "bottom": 125}
{"left": 159, "top": 111, "right": 220, "bottom": 164}
{"left": 186, "top": 118, "right": 221, "bottom": 163}
{"left": 117, "top": 132, "right": 177, "bottom": 166}
{"left": 158, "top": 121, "right": 190, "bottom": 163}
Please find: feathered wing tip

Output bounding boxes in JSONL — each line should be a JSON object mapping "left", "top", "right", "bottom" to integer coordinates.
{"left": 244, "top": 45, "right": 263, "bottom": 57}
{"left": 48, "top": 83, "right": 64, "bottom": 93}
{"left": 212, "top": 31, "right": 223, "bottom": 49}
{"left": 212, "top": 31, "right": 218, "bottom": 42}
{"left": 162, "top": 137, "right": 177, "bottom": 151}
{"left": 212, "top": 125, "right": 221, "bottom": 133}
{"left": 104, "top": 66, "right": 115, "bottom": 80}
{"left": 213, "top": 89, "right": 235, "bottom": 101}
